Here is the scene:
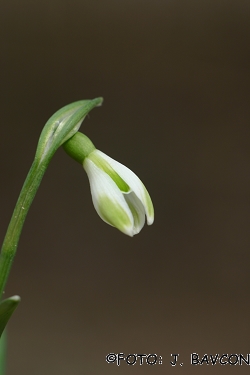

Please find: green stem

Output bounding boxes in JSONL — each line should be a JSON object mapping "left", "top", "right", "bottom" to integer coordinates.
{"left": 0, "top": 98, "right": 103, "bottom": 299}
{"left": 0, "top": 158, "right": 50, "bottom": 299}
{"left": 0, "top": 331, "right": 6, "bottom": 375}
{"left": 0, "top": 99, "right": 103, "bottom": 375}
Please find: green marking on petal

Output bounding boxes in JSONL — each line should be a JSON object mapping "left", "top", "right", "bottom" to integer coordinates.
{"left": 98, "top": 196, "right": 132, "bottom": 233}
{"left": 88, "top": 153, "right": 130, "bottom": 192}
{"left": 126, "top": 199, "right": 140, "bottom": 228}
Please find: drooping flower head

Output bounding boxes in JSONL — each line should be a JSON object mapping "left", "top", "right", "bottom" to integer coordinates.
{"left": 63, "top": 132, "right": 154, "bottom": 236}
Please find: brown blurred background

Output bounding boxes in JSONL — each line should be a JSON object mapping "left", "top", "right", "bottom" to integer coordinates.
{"left": 1, "top": 0, "right": 250, "bottom": 374}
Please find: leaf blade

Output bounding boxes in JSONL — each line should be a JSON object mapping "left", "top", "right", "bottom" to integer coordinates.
{"left": 0, "top": 296, "right": 20, "bottom": 337}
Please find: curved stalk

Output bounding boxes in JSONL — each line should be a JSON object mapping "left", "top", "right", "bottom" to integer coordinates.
{"left": 0, "top": 158, "right": 49, "bottom": 298}
{"left": 0, "top": 97, "right": 103, "bottom": 298}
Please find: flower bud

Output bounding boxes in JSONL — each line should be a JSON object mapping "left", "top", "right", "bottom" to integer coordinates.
{"left": 63, "top": 132, "right": 154, "bottom": 236}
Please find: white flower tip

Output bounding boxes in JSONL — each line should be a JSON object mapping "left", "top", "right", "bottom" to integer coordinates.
{"left": 147, "top": 215, "right": 154, "bottom": 226}
{"left": 123, "top": 227, "right": 135, "bottom": 237}
{"left": 143, "top": 190, "right": 154, "bottom": 226}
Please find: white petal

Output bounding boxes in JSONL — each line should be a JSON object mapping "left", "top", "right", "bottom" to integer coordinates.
{"left": 93, "top": 150, "right": 154, "bottom": 225}
{"left": 83, "top": 158, "right": 135, "bottom": 236}
{"left": 124, "top": 192, "right": 145, "bottom": 234}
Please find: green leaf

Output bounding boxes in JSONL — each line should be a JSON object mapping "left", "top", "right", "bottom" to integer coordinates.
{"left": 0, "top": 296, "right": 20, "bottom": 337}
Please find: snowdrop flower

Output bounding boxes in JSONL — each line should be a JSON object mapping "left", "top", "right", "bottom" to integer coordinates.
{"left": 63, "top": 132, "right": 154, "bottom": 236}
{"left": 84, "top": 150, "right": 154, "bottom": 236}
